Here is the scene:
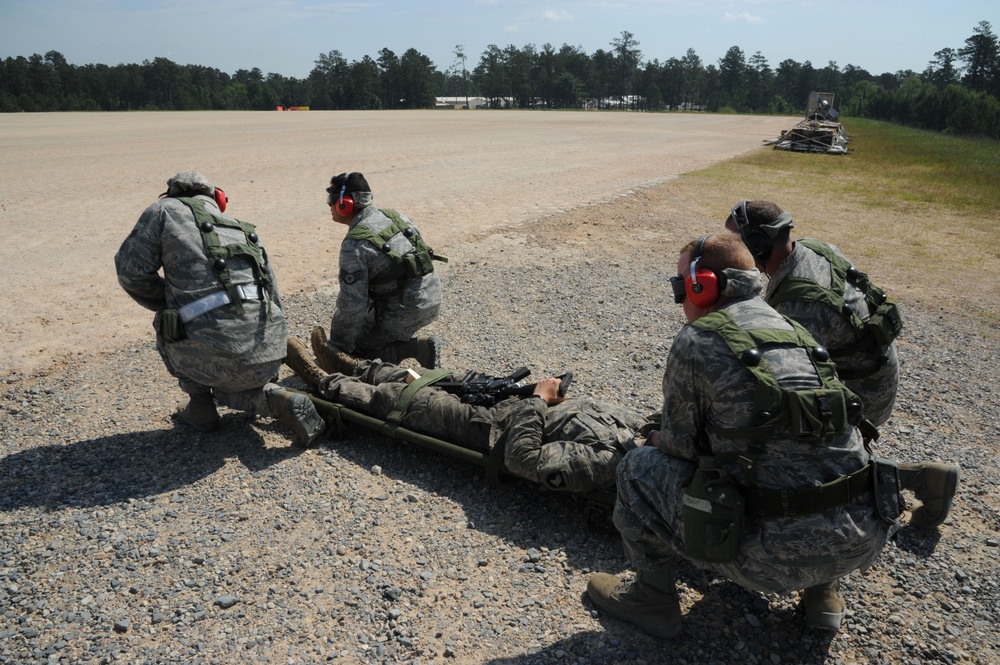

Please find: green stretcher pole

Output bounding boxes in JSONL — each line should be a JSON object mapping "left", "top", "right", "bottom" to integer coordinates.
{"left": 302, "top": 392, "right": 490, "bottom": 468}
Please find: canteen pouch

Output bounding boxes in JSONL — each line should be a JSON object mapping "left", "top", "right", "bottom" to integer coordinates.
{"left": 866, "top": 300, "right": 903, "bottom": 348}
{"left": 682, "top": 457, "right": 745, "bottom": 563}
{"left": 159, "top": 308, "right": 186, "bottom": 343}
{"left": 870, "top": 458, "right": 902, "bottom": 524}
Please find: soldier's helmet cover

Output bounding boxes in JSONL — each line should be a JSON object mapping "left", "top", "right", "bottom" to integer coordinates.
{"left": 165, "top": 171, "right": 214, "bottom": 197}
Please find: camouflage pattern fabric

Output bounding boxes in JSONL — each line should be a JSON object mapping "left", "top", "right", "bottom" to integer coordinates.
{"left": 614, "top": 292, "right": 896, "bottom": 595}
{"left": 115, "top": 194, "right": 287, "bottom": 412}
{"left": 766, "top": 240, "right": 899, "bottom": 426}
{"left": 330, "top": 206, "right": 442, "bottom": 356}
{"left": 317, "top": 359, "right": 643, "bottom": 492}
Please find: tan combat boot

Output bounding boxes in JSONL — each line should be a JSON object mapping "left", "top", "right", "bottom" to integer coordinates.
{"left": 285, "top": 337, "right": 328, "bottom": 391}
{"left": 265, "top": 384, "right": 327, "bottom": 448}
{"left": 310, "top": 327, "right": 361, "bottom": 375}
{"left": 801, "top": 580, "right": 846, "bottom": 630}
{"left": 175, "top": 391, "right": 220, "bottom": 433}
{"left": 586, "top": 568, "right": 682, "bottom": 639}
{"left": 898, "top": 462, "right": 961, "bottom": 529}
{"left": 387, "top": 335, "right": 440, "bottom": 369}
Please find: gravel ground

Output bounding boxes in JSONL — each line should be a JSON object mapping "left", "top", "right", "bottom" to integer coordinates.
{"left": 2, "top": 186, "right": 999, "bottom": 665}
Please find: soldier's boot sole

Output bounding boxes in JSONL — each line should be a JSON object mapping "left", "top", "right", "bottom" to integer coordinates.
{"left": 903, "top": 462, "right": 961, "bottom": 529}
{"left": 268, "top": 388, "right": 327, "bottom": 448}
{"left": 586, "top": 572, "right": 682, "bottom": 640}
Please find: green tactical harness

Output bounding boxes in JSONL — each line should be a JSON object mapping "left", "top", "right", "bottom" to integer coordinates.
{"left": 345, "top": 209, "right": 447, "bottom": 288}
{"left": 690, "top": 309, "right": 880, "bottom": 524}
{"left": 178, "top": 197, "right": 272, "bottom": 317}
{"left": 767, "top": 239, "right": 903, "bottom": 375}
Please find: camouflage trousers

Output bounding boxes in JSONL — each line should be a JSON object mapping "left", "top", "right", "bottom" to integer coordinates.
{"left": 317, "top": 358, "right": 496, "bottom": 453}
{"left": 331, "top": 302, "right": 440, "bottom": 359}
{"left": 157, "top": 339, "right": 282, "bottom": 417}
{"left": 614, "top": 446, "right": 895, "bottom": 595}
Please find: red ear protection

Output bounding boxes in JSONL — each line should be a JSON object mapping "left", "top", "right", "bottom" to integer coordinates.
{"left": 214, "top": 188, "right": 228, "bottom": 213}
{"left": 686, "top": 235, "right": 726, "bottom": 307}
{"left": 335, "top": 183, "right": 355, "bottom": 216}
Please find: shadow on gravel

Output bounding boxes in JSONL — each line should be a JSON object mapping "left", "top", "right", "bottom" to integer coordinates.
{"left": 0, "top": 415, "right": 302, "bottom": 511}
{"left": 480, "top": 598, "right": 837, "bottom": 664}
{"left": 319, "top": 425, "right": 626, "bottom": 566}
{"left": 893, "top": 524, "right": 944, "bottom": 556}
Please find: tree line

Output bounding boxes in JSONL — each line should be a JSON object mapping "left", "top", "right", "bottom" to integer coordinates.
{"left": 2, "top": 21, "right": 997, "bottom": 138}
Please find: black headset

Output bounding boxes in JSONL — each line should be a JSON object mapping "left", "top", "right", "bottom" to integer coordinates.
{"left": 731, "top": 200, "right": 773, "bottom": 262}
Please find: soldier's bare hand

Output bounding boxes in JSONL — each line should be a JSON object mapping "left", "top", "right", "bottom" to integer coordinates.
{"left": 533, "top": 377, "right": 566, "bottom": 405}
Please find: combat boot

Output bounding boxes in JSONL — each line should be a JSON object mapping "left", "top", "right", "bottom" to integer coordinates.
{"left": 801, "top": 580, "right": 846, "bottom": 630}
{"left": 898, "top": 462, "right": 961, "bottom": 529}
{"left": 175, "top": 391, "right": 220, "bottom": 433}
{"left": 285, "top": 337, "right": 328, "bottom": 391}
{"left": 265, "top": 384, "right": 326, "bottom": 448}
{"left": 387, "top": 335, "right": 441, "bottom": 369}
{"left": 586, "top": 568, "right": 682, "bottom": 639}
{"left": 310, "top": 327, "right": 360, "bottom": 375}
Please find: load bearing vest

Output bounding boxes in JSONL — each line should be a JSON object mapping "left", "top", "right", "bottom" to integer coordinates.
{"left": 178, "top": 197, "right": 273, "bottom": 318}
{"left": 690, "top": 309, "right": 872, "bottom": 475}
{"left": 767, "top": 239, "right": 903, "bottom": 363}
{"left": 345, "top": 209, "right": 447, "bottom": 286}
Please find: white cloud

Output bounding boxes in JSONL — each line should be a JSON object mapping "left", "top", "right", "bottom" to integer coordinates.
{"left": 504, "top": 24, "right": 520, "bottom": 33}
{"left": 724, "top": 11, "right": 764, "bottom": 24}
{"left": 542, "top": 9, "right": 573, "bottom": 21}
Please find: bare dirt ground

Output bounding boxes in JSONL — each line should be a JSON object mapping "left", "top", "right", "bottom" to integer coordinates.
{"left": 0, "top": 110, "right": 794, "bottom": 376}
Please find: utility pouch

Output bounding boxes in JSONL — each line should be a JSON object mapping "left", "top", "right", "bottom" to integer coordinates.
{"left": 870, "top": 458, "right": 902, "bottom": 524}
{"left": 159, "top": 308, "right": 186, "bottom": 343}
{"left": 787, "top": 388, "right": 848, "bottom": 438}
{"left": 682, "top": 457, "right": 745, "bottom": 563}
{"left": 866, "top": 300, "right": 903, "bottom": 348}
{"left": 402, "top": 248, "right": 435, "bottom": 278}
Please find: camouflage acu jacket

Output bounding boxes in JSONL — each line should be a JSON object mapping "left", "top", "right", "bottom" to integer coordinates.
{"left": 114, "top": 195, "right": 286, "bottom": 365}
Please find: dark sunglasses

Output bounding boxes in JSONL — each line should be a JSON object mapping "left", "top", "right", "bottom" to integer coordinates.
{"left": 669, "top": 275, "right": 686, "bottom": 304}
{"left": 730, "top": 199, "right": 750, "bottom": 234}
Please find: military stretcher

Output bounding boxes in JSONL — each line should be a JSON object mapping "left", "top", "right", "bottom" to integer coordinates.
{"left": 293, "top": 387, "right": 618, "bottom": 523}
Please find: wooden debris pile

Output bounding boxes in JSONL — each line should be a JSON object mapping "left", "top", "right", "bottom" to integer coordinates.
{"left": 765, "top": 92, "right": 851, "bottom": 154}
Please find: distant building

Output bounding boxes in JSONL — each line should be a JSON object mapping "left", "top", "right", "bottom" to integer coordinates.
{"left": 434, "top": 96, "right": 486, "bottom": 109}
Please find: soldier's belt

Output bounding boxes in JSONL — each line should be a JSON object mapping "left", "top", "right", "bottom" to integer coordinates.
{"left": 178, "top": 283, "right": 263, "bottom": 323}
{"left": 742, "top": 463, "right": 871, "bottom": 520}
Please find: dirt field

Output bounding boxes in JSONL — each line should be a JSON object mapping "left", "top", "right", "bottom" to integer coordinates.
{"left": 0, "top": 110, "right": 795, "bottom": 376}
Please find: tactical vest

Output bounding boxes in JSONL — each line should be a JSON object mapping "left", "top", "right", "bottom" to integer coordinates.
{"left": 178, "top": 197, "right": 272, "bottom": 317}
{"left": 767, "top": 239, "right": 903, "bottom": 371}
{"left": 345, "top": 209, "right": 446, "bottom": 287}
{"left": 691, "top": 309, "right": 869, "bottom": 481}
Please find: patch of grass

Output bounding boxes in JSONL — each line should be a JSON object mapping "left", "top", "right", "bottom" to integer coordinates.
{"left": 694, "top": 119, "right": 1000, "bottom": 220}
{"left": 667, "top": 118, "right": 1000, "bottom": 320}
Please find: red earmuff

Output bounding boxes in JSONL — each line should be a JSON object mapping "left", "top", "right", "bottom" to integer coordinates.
{"left": 686, "top": 269, "right": 722, "bottom": 308}
{"left": 336, "top": 193, "right": 355, "bottom": 216}
{"left": 214, "top": 187, "right": 228, "bottom": 213}
{"left": 686, "top": 234, "right": 725, "bottom": 308}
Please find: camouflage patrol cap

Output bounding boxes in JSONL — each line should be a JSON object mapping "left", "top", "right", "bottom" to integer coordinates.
{"left": 165, "top": 171, "right": 215, "bottom": 197}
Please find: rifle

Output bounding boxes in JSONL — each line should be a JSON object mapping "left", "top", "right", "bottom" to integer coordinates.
{"left": 434, "top": 367, "right": 573, "bottom": 407}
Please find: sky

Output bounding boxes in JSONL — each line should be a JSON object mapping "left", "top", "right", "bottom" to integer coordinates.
{"left": 0, "top": 0, "right": 995, "bottom": 80}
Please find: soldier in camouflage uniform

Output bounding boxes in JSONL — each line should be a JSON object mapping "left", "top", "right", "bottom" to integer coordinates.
{"left": 314, "top": 171, "right": 443, "bottom": 371}
{"left": 115, "top": 172, "right": 325, "bottom": 447}
{"left": 724, "top": 200, "right": 901, "bottom": 426}
{"left": 587, "top": 232, "right": 906, "bottom": 638}
{"left": 285, "top": 338, "right": 648, "bottom": 493}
